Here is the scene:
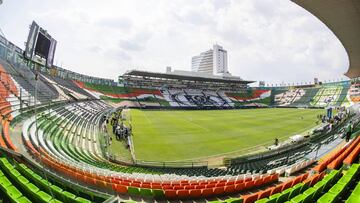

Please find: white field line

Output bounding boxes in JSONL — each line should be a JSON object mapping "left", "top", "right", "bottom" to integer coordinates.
{"left": 124, "top": 109, "right": 137, "bottom": 161}
{"left": 129, "top": 133, "right": 136, "bottom": 161}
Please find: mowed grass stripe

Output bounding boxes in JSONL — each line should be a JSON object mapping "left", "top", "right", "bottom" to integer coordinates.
{"left": 130, "top": 108, "right": 323, "bottom": 162}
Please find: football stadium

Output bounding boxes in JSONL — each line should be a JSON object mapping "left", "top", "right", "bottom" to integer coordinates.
{"left": 0, "top": 0, "right": 359, "bottom": 203}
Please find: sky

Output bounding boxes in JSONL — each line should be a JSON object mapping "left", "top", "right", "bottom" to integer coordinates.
{"left": 0, "top": 0, "right": 349, "bottom": 85}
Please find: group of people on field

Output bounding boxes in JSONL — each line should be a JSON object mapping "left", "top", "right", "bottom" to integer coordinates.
{"left": 108, "top": 112, "right": 131, "bottom": 141}
{"left": 320, "top": 107, "right": 354, "bottom": 142}
{"left": 102, "top": 110, "right": 132, "bottom": 150}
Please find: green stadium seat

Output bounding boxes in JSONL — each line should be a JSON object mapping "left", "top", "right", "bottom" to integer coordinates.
{"left": 49, "top": 185, "right": 63, "bottom": 201}
{"left": 290, "top": 194, "right": 306, "bottom": 203}
{"left": 278, "top": 187, "right": 292, "bottom": 202}
{"left": 74, "top": 197, "right": 92, "bottom": 203}
{"left": 302, "top": 187, "right": 316, "bottom": 202}
{"left": 139, "top": 188, "right": 153, "bottom": 197}
{"left": 224, "top": 198, "right": 243, "bottom": 203}
{"left": 311, "top": 183, "right": 324, "bottom": 200}
{"left": 346, "top": 164, "right": 360, "bottom": 176}
{"left": 127, "top": 187, "right": 140, "bottom": 196}
{"left": 152, "top": 189, "right": 164, "bottom": 198}
{"left": 0, "top": 175, "right": 12, "bottom": 188}
{"left": 338, "top": 175, "right": 352, "bottom": 187}
{"left": 317, "top": 192, "right": 337, "bottom": 203}
{"left": 6, "top": 185, "right": 23, "bottom": 200}
{"left": 36, "top": 191, "right": 53, "bottom": 203}
{"left": 345, "top": 180, "right": 360, "bottom": 203}
{"left": 345, "top": 195, "right": 360, "bottom": 203}
{"left": 353, "top": 183, "right": 360, "bottom": 195}
{"left": 328, "top": 183, "right": 346, "bottom": 197}
{"left": 268, "top": 192, "right": 281, "bottom": 202}
{"left": 49, "top": 199, "right": 63, "bottom": 203}
{"left": 13, "top": 196, "right": 32, "bottom": 203}
{"left": 266, "top": 199, "right": 277, "bottom": 203}
{"left": 22, "top": 183, "right": 40, "bottom": 200}
{"left": 313, "top": 180, "right": 326, "bottom": 192}
{"left": 62, "top": 191, "right": 77, "bottom": 203}
{"left": 9, "top": 169, "right": 22, "bottom": 180}
{"left": 16, "top": 162, "right": 90, "bottom": 202}
{"left": 299, "top": 183, "right": 309, "bottom": 193}
{"left": 301, "top": 192, "right": 313, "bottom": 203}
{"left": 17, "top": 176, "right": 29, "bottom": 186}
{"left": 289, "top": 183, "right": 302, "bottom": 199}
{"left": 254, "top": 198, "right": 269, "bottom": 203}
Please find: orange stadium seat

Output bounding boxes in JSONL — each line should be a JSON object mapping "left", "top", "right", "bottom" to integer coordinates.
{"left": 201, "top": 188, "right": 214, "bottom": 197}
{"left": 242, "top": 192, "right": 259, "bottom": 203}
{"left": 213, "top": 187, "right": 225, "bottom": 195}
{"left": 258, "top": 188, "right": 272, "bottom": 199}
{"left": 189, "top": 189, "right": 202, "bottom": 198}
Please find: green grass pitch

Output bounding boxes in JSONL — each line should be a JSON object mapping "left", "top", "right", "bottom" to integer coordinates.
{"left": 129, "top": 108, "right": 324, "bottom": 162}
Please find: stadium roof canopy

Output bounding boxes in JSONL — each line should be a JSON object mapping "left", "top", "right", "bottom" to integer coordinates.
{"left": 123, "top": 70, "right": 255, "bottom": 84}
{"left": 293, "top": 0, "right": 360, "bottom": 79}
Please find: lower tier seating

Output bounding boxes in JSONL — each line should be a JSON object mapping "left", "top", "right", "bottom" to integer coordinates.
{"left": 0, "top": 155, "right": 99, "bottom": 203}
{"left": 210, "top": 163, "right": 360, "bottom": 203}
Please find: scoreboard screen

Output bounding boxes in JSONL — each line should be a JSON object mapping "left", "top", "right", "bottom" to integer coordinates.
{"left": 25, "top": 21, "right": 57, "bottom": 67}
{"left": 34, "top": 32, "right": 51, "bottom": 59}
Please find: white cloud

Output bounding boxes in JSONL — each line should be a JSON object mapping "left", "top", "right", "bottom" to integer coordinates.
{"left": 97, "top": 17, "right": 133, "bottom": 32}
{"left": 0, "top": 0, "right": 348, "bottom": 84}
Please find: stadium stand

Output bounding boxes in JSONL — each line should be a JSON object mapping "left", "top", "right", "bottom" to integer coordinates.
{"left": 274, "top": 88, "right": 305, "bottom": 106}
{"left": 311, "top": 85, "right": 345, "bottom": 107}
{"left": 2, "top": 52, "right": 355, "bottom": 202}
{"left": 349, "top": 81, "right": 360, "bottom": 103}
{"left": 212, "top": 134, "right": 360, "bottom": 203}
{"left": 72, "top": 73, "right": 357, "bottom": 109}
{"left": 1, "top": 60, "right": 59, "bottom": 103}
{"left": 271, "top": 82, "right": 351, "bottom": 108}
{"left": 0, "top": 11, "right": 359, "bottom": 201}
{"left": 286, "top": 87, "right": 320, "bottom": 107}
{"left": 0, "top": 51, "right": 359, "bottom": 201}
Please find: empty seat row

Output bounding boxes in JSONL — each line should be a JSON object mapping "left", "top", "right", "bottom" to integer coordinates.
{"left": 313, "top": 137, "right": 355, "bottom": 173}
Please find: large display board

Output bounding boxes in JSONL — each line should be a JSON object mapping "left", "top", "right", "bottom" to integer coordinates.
{"left": 24, "top": 21, "right": 57, "bottom": 67}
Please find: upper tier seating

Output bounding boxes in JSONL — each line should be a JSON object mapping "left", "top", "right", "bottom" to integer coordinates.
{"left": 274, "top": 89, "right": 305, "bottom": 106}
{"left": 39, "top": 73, "right": 94, "bottom": 99}
{"left": 1, "top": 59, "right": 59, "bottom": 103}
{"left": 163, "top": 88, "right": 231, "bottom": 108}
{"left": 270, "top": 82, "right": 351, "bottom": 107}
{"left": 311, "top": 85, "right": 345, "bottom": 107}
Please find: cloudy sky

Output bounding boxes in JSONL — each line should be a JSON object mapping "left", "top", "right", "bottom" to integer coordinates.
{"left": 0, "top": 0, "right": 348, "bottom": 85}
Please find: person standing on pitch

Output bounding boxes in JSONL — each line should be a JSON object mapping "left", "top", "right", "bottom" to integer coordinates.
{"left": 345, "top": 121, "right": 353, "bottom": 142}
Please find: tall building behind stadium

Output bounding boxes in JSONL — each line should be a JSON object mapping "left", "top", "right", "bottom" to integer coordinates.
{"left": 191, "top": 44, "right": 228, "bottom": 75}
{"left": 0, "top": 0, "right": 359, "bottom": 203}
